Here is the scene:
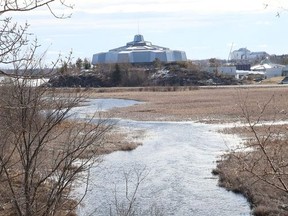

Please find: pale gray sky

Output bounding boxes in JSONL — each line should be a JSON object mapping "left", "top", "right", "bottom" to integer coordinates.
{"left": 9, "top": 0, "right": 288, "bottom": 63}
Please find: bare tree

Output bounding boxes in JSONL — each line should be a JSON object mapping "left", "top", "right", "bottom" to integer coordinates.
{"left": 236, "top": 93, "right": 288, "bottom": 194}
{"left": 107, "top": 167, "right": 164, "bottom": 216}
{"left": 0, "top": 46, "right": 113, "bottom": 215}
{"left": 0, "top": 0, "right": 73, "bottom": 18}
{"left": 263, "top": 1, "right": 288, "bottom": 17}
{"left": 0, "top": 44, "right": 112, "bottom": 216}
{"left": 215, "top": 92, "right": 288, "bottom": 214}
{"left": 0, "top": 0, "right": 73, "bottom": 67}
{"left": 111, "top": 167, "right": 149, "bottom": 216}
{"left": 0, "top": 17, "right": 29, "bottom": 65}
{"left": 0, "top": 1, "right": 114, "bottom": 216}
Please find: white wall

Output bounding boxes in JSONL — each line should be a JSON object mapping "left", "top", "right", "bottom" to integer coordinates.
{"left": 218, "top": 66, "right": 236, "bottom": 76}
{"left": 265, "top": 68, "right": 283, "bottom": 78}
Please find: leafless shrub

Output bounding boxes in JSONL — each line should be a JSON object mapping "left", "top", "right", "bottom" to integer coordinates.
{"left": 216, "top": 92, "right": 288, "bottom": 215}
{"left": 109, "top": 167, "right": 149, "bottom": 216}
{"left": 0, "top": 43, "right": 114, "bottom": 216}
{"left": 0, "top": 1, "right": 117, "bottom": 215}
{"left": 107, "top": 167, "right": 165, "bottom": 216}
{"left": 0, "top": 85, "right": 112, "bottom": 215}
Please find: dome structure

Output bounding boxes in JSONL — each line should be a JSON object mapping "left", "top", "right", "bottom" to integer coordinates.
{"left": 92, "top": 34, "right": 187, "bottom": 64}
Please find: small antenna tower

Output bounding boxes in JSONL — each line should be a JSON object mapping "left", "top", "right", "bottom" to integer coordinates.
{"left": 137, "top": 20, "right": 140, "bottom": 35}
{"left": 228, "top": 42, "right": 234, "bottom": 62}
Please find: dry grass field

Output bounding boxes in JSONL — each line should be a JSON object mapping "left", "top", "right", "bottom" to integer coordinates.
{"left": 82, "top": 86, "right": 288, "bottom": 123}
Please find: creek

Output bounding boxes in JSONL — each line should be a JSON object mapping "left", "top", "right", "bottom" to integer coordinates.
{"left": 74, "top": 99, "right": 250, "bottom": 216}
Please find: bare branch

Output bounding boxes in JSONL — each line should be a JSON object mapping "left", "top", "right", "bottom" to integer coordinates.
{"left": 0, "top": 47, "right": 113, "bottom": 215}
{"left": 0, "top": 0, "right": 74, "bottom": 18}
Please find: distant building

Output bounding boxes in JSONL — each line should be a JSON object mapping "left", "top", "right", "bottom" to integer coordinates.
{"left": 282, "top": 65, "right": 288, "bottom": 76}
{"left": 230, "top": 48, "right": 269, "bottom": 62}
{"left": 206, "top": 66, "right": 237, "bottom": 76}
{"left": 230, "top": 48, "right": 251, "bottom": 60}
{"left": 251, "top": 58, "right": 285, "bottom": 78}
{"left": 235, "top": 64, "right": 251, "bottom": 71}
{"left": 249, "top": 52, "right": 269, "bottom": 60}
{"left": 92, "top": 34, "right": 187, "bottom": 65}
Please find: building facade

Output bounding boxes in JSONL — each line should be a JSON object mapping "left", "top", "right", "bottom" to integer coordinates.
{"left": 230, "top": 48, "right": 269, "bottom": 62}
{"left": 92, "top": 34, "right": 187, "bottom": 65}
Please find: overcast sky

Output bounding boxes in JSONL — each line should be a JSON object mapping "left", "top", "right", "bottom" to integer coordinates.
{"left": 9, "top": 0, "right": 288, "bottom": 63}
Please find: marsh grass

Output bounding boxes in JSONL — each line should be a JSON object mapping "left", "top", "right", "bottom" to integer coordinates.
{"left": 47, "top": 86, "right": 288, "bottom": 215}
{"left": 54, "top": 121, "right": 144, "bottom": 157}
{"left": 85, "top": 86, "right": 288, "bottom": 122}
{"left": 214, "top": 146, "right": 288, "bottom": 215}
{"left": 0, "top": 117, "right": 143, "bottom": 216}
{"left": 215, "top": 122, "right": 288, "bottom": 214}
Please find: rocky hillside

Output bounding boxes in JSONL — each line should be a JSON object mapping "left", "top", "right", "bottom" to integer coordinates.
{"left": 48, "top": 63, "right": 242, "bottom": 87}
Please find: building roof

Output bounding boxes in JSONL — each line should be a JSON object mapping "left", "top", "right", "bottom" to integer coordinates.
{"left": 251, "top": 58, "right": 285, "bottom": 71}
{"left": 92, "top": 34, "right": 187, "bottom": 64}
{"left": 237, "top": 48, "right": 251, "bottom": 52}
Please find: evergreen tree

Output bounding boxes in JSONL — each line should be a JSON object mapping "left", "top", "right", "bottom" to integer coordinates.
{"left": 83, "top": 58, "right": 91, "bottom": 70}
{"left": 76, "top": 58, "right": 83, "bottom": 70}
{"left": 111, "top": 64, "right": 122, "bottom": 86}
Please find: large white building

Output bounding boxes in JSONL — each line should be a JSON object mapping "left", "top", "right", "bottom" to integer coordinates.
{"left": 230, "top": 48, "right": 269, "bottom": 61}
{"left": 92, "top": 34, "right": 187, "bottom": 64}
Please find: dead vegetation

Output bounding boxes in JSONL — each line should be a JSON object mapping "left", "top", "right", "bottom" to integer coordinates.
{"left": 0, "top": 83, "right": 147, "bottom": 216}
{"left": 0, "top": 1, "right": 148, "bottom": 215}
{"left": 11, "top": 85, "right": 287, "bottom": 215}
{"left": 0, "top": 74, "right": 115, "bottom": 216}
{"left": 214, "top": 94, "right": 288, "bottom": 215}
{"left": 96, "top": 128, "right": 144, "bottom": 155}
{"left": 77, "top": 86, "right": 288, "bottom": 123}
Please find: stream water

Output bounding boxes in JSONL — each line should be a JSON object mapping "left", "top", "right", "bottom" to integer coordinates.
{"left": 73, "top": 99, "right": 250, "bottom": 216}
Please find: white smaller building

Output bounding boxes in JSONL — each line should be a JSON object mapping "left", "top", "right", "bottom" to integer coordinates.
{"left": 251, "top": 59, "right": 285, "bottom": 78}
{"left": 206, "top": 66, "right": 236, "bottom": 76}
